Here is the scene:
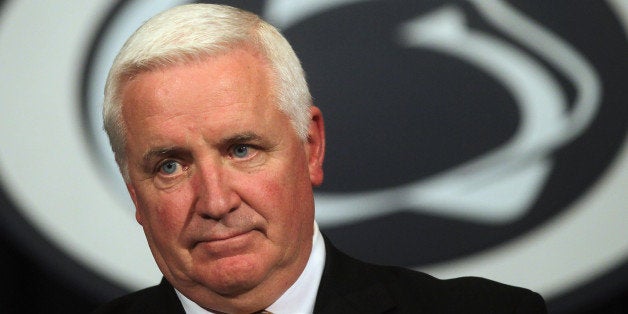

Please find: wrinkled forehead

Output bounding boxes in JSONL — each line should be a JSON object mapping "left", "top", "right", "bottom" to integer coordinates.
{"left": 119, "top": 48, "right": 286, "bottom": 133}
{"left": 118, "top": 41, "right": 274, "bottom": 92}
{"left": 119, "top": 45, "right": 279, "bottom": 112}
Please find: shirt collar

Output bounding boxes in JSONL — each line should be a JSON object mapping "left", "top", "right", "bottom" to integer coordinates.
{"left": 176, "top": 222, "right": 326, "bottom": 314}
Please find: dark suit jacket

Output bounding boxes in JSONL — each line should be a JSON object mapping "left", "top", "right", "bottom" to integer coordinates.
{"left": 313, "top": 239, "right": 546, "bottom": 313}
{"left": 92, "top": 239, "right": 547, "bottom": 313}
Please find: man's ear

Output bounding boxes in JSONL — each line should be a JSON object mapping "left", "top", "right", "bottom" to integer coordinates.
{"left": 306, "top": 106, "right": 325, "bottom": 186}
{"left": 126, "top": 183, "right": 143, "bottom": 225}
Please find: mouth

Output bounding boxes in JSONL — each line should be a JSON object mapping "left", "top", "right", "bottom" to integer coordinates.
{"left": 201, "top": 230, "right": 248, "bottom": 243}
{"left": 192, "top": 229, "right": 258, "bottom": 254}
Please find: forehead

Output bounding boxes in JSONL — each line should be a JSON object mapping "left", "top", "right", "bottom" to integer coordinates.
{"left": 117, "top": 47, "right": 298, "bottom": 162}
{"left": 120, "top": 48, "right": 275, "bottom": 119}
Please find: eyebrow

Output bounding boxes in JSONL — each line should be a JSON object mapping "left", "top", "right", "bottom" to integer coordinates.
{"left": 219, "top": 132, "right": 264, "bottom": 147}
{"left": 140, "top": 146, "right": 189, "bottom": 171}
{"left": 142, "top": 147, "right": 183, "bottom": 162}
{"left": 139, "top": 132, "right": 267, "bottom": 169}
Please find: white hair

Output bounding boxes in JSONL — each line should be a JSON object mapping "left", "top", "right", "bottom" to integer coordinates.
{"left": 102, "top": 4, "right": 312, "bottom": 181}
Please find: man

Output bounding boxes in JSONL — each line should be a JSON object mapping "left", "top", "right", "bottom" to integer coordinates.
{"left": 94, "top": 3, "right": 546, "bottom": 314}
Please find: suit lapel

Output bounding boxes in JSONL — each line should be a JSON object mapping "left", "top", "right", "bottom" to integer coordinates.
{"left": 151, "top": 278, "right": 187, "bottom": 314}
{"left": 314, "top": 237, "right": 397, "bottom": 313}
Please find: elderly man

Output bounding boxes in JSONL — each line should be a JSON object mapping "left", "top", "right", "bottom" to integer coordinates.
{"left": 93, "top": 4, "right": 546, "bottom": 314}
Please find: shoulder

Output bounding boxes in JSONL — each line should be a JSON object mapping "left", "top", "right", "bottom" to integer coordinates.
{"left": 320, "top": 240, "right": 546, "bottom": 313}
{"left": 91, "top": 279, "right": 185, "bottom": 314}
{"left": 384, "top": 266, "right": 546, "bottom": 313}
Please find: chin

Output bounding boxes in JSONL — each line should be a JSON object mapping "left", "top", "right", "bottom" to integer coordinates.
{"left": 191, "top": 254, "right": 267, "bottom": 295}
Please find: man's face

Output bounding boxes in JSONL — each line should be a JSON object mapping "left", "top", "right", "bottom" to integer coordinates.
{"left": 119, "top": 47, "right": 324, "bottom": 308}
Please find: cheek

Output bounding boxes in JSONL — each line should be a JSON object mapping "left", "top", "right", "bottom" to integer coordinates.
{"left": 251, "top": 157, "right": 314, "bottom": 225}
{"left": 135, "top": 185, "right": 194, "bottom": 234}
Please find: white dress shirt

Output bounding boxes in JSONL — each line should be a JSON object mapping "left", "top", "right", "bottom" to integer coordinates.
{"left": 176, "top": 222, "right": 326, "bottom": 314}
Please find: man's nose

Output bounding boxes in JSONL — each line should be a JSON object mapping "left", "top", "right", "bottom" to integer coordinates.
{"left": 194, "top": 162, "right": 241, "bottom": 219}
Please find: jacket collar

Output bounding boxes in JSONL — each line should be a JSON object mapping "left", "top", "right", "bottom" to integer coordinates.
{"left": 313, "top": 236, "right": 397, "bottom": 313}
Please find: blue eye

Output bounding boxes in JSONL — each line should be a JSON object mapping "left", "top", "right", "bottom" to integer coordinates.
{"left": 233, "top": 145, "right": 249, "bottom": 158}
{"left": 160, "top": 160, "right": 180, "bottom": 175}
